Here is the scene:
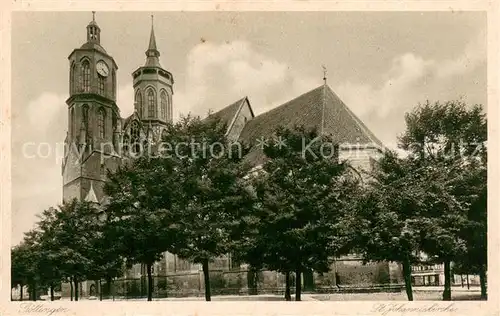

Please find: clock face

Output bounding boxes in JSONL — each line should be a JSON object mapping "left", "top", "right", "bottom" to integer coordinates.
{"left": 96, "top": 61, "right": 109, "bottom": 77}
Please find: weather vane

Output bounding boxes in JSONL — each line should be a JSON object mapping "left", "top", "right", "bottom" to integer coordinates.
{"left": 92, "top": 11, "right": 96, "bottom": 21}
{"left": 322, "top": 65, "right": 327, "bottom": 83}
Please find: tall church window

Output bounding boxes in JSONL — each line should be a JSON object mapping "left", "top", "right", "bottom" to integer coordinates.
{"left": 147, "top": 89, "right": 156, "bottom": 118}
{"left": 123, "top": 134, "right": 130, "bottom": 154}
{"left": 81, "top": 61, "right": 90, "bottom": 92}
{"left": 135, "top": 90, "right": 143, "bottom": 117}
{"left": 160, "top": 91, "right": 167, "bottom": 120}
{"left": 131, "top": 121, "right": 140, "bottom": 153}
{"left": 98, "top": 108, "right": 105, "bottom": 139}
{"left": 98, "top": 74, "right": 105, "bottom": 95}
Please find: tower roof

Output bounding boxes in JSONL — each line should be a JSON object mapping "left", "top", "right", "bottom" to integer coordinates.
{"left": 80, "top": 11, "right": 106, "bottom": 53}
{"left": 145, "top": 15, "right": 161, "bottom": 68}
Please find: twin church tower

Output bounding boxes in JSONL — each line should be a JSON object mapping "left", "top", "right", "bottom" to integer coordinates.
{"left": 62, "top": 13, "right": 173, "bottom": 204}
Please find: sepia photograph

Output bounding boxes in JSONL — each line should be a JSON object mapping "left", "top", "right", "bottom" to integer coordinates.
{"left": 9, "top": 10, "right": 488, "bottom": 304}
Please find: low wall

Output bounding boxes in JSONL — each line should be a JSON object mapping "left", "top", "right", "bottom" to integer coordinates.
{"left": 60, "top": 259, "right": 403, "bottom": 298}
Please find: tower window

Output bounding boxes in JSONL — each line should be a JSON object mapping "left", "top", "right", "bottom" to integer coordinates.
{"left": 147, "top": 89, "right": 156, "bottom": 118}
{"left": 112, "top": 69, "right": 116, "bottom": 98}
{"left": 135, "top": 90, "right": 143, "bottom": 117}
{"left": 70, "top": 62, "right": 76, "bottom": 94}
{"left": 98, "top": 74, "right": 105, "bottom": 95}
{"left": 82, "top": 104, "right": 89, "bottom": 129}
{"left": 70, "top": 107, "right": 75, "bottom": 138}
{"left": 98, "top": 108, "right": 106, "bottom": 139}
{"left": 160, "top": 91, "right": 167, "bottom": 120}
{"left": 81, "top": 61, "right": 90, "bottom": 92}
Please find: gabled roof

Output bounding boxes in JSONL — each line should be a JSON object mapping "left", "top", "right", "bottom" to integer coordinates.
{"left": 239, "top": 84, "right": 382, "bottom": 147}
{"left": 206, "top": 97, "right": 248, "bottom": 127}
{"left": 238, "top": 84, "right": 383, "bottom": 166}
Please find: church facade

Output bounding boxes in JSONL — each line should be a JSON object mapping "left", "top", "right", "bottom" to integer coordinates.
{"left": 61, "top": 15, "right": 402, "bottom": 298}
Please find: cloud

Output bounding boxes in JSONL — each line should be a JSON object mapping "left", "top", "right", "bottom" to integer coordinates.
{"left": 334, "top": 30, "right": 486, "bottom": 148}
{"left": 175, "top": 40, "right": 320, "bottom": 118}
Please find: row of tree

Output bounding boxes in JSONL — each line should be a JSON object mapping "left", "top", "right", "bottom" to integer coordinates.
{"left": 12, "top": 100, "right": 487, "bottom": 301}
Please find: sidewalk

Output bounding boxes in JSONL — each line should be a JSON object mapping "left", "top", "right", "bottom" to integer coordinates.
{"left": 413, "top": 286, "right": 481, "bottom": 292}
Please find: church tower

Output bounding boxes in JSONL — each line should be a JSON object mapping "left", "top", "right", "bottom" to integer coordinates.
{"left": 132, "top": 15, "right": 174, "bottom": 140}
{"left": 62, "top": 12, "right": 121, "bottom": 203}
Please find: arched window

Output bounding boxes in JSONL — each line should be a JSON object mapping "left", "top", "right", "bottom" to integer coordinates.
{"left": 147, "top": 89, "right": 156, "bottom": 118}
{"left": 130, "top": 121, "right": 140, "bottom": 153}
{"left": 70, "top": 62, "right": 76, "bottom": 94}
{"left": 160, "top": 91, "right": 167, "bottom": 120}
{"left": 112, "top": 69, "right": 116, "bottom": 98}
{"left": 135, "top": 90, "right": 143, "bottom": 117}
{"left": 168, "top": 96, "right": 172, "bottom": 122}
{"left": 122, "top": 134, "right": 130, "bottom": 153}
{"left": 81, "top": 60, "right": 90, "bottom": 92}
{"left": 70, "top": 107, "right": 75, "bottom": 138}
{"left": 98, "top": 108, "right": 105, "bottom": 139}
{"left": 98, "top": 74, "right": 105, "bottom": 95}
{"left": 82, "top": 104, "right": 89, "bottom": 129}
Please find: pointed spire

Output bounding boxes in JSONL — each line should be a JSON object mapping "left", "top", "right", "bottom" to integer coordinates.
{"left": 145, "top": 14, "right": 161, "bottom": 67}
{"left": 148, "top": 15, "right": 157, "bottom": 51}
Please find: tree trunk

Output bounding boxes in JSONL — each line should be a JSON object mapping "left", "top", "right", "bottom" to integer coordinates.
{"left": 73, "top": 278, "right": 79, "bottom": 301}
{"left": 70, "top": 278, "right": 73, "bottom": 301}
{"left": 202, "top": 259, "right": 211, "bottom": 301}
{"left": 460, "top": 275, "right": 464, "bottom": 287}
{"left": 284, "top": 271, "right": 291, "bottom": 301}
{"left": 402, "top": 257, "right": 414, "bottom": 301}
{"left": 147, "top": 263, "right": 153, "bottom": 301}
{"left": 50, "top": 285, "right": 55, "bottom": 301}
{"left": 32, "top": 282, "right": 37, "bottom": 301}
{"left": 295, "top": 269, "right": 302, "bottom": 301}
{"left": 478, "top": 265, "right": 487, "bottom": 299}
{"left": 442, "top": 260, "right": 451, "bottom": 301}
{"left": 99, "top": 279, "right": 103, "bottom": 301}
{"left": 20, "top": 283, "right": 23, "bottom": 301}
{"left": 466, "top": 274, "right": 470, "bottom": 289}
{"left": 247, "top": 266, "right": 258, "bottom": 295}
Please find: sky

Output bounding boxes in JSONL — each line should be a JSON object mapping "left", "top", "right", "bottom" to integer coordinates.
{"left": 11, "top": 11, "right": 487, "bottom": 245}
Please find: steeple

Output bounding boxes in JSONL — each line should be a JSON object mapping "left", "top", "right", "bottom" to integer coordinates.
{"left": 145, "top": 15, "right": 161, "bottom": 67}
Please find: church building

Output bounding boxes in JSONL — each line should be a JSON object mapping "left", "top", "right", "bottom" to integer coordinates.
{"left": 61, "top": 14, "right": 402, "bottom": 298}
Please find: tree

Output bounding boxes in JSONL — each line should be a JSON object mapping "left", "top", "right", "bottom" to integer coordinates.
{"left": 356, "top": 151, "right": 429, "bottom": 301}
{"left": 399, "top": 100, "right": 487, "bottom": 300}
{"left": 11, "top": 242, "right": 34, "bottom": 301}
{"left": 243, "top": 126, "right": 359, "bottom": 301}
{"left": 104, "top": 155, "right": 178, "bottom": 301}
{"left": 160, "top": 115, "right": 254, "bottom": 301}
{"left": 46, "top": 199, "right": 107, "bottom": 301}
